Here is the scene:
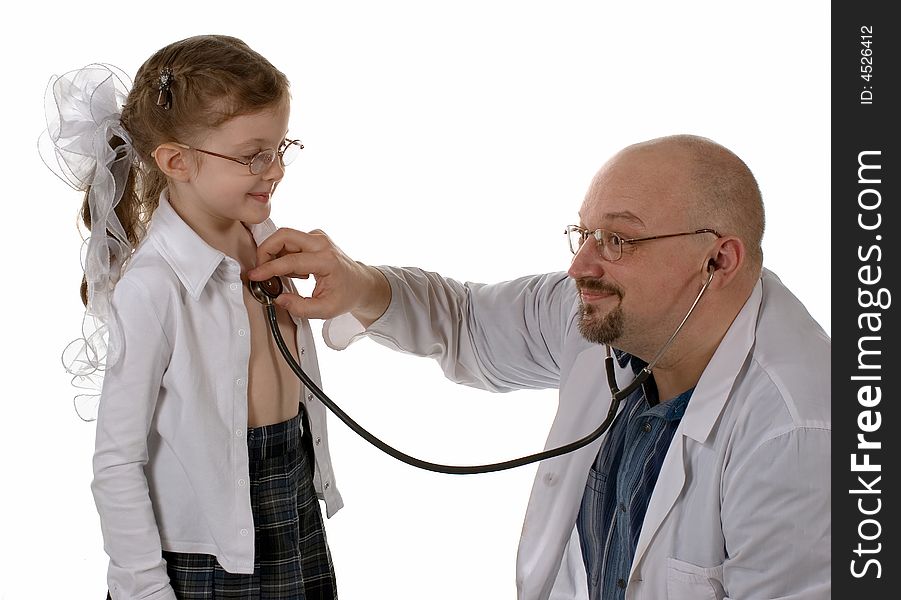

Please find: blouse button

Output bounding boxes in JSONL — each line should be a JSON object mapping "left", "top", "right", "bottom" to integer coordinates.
{"left": 642, "top": 422, "right": 652, "bottom": 433}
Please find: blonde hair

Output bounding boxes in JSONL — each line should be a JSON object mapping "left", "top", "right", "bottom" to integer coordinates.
{"left": 78, "top": 35, "right": 290, "bottom": 304}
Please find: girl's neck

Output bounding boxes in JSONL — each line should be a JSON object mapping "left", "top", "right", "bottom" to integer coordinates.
{"left": 216, "top": 224, "right": 259, "bottom": 276}
{"left": 167, "top": 194, "right": 259, "bottom": 273}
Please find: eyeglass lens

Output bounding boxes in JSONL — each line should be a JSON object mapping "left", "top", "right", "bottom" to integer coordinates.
{"left": 249, "top": 141, "right": 302, "bottom": 175}
{"left": 566, "top": 227, "right": 622, "bottom": 260}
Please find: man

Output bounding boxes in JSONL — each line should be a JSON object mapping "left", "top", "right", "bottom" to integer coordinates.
{"left": 249, "top": 135, "right": 831, "bottom": 599}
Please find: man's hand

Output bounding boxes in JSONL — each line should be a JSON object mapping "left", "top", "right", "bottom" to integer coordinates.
{"left": 249, "top": 228, "right": 391, "bottom": 326}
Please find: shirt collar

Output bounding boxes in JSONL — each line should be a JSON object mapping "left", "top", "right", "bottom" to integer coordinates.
{"left": 643, "top": 387, "right": 693, "bottom": 421}
{"left": 614, "top": 348, "right": 691, "bottom": 419}
{"left": 146, "top": 192, "right": 279, "bottom": 300}
{"left": 612, "top": 348, "right": 648, "bottom": 374}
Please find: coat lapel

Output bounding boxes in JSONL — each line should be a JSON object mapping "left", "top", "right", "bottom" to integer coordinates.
{"left": 517, "top": 344, "right": 636, "bottom": 599}
{"left": 629, "top": 431, "right": 688, "bottom": 579}
{"left": 628, "top": 279, "right": 764, "bottom": 580}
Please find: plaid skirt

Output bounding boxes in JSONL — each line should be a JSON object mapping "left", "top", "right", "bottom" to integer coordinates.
{"left": 120, "top": 408, "right": 338, "bottom": 600}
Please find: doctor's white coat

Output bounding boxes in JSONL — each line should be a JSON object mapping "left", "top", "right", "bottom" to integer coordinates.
{"left": 325, "top": 268, "right": 831, "bottom": 600}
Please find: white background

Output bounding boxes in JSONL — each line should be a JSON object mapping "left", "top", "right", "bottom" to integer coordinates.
{"left": 0, "top": 2, "right": 829, "bottom": 599}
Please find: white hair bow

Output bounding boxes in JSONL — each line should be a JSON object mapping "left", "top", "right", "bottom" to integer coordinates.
{"left": 40, "top": 64, "right": 136, "bottom": 421}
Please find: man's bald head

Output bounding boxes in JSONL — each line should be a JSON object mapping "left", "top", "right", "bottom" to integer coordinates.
{"left": 613, "top": 134, "right": 766, "bottom": 272}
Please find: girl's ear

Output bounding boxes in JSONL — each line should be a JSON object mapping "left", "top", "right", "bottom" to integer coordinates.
{"left": 152, "top": 143, "right": 193, "bottom": 182}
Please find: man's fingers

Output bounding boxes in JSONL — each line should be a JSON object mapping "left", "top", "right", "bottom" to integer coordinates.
{"left": 255, "top": 228, "right": 307, "bottom": 264}
{"left": 248, "top": 226, "right": 356, "bottom": 318}
{"left": 274, "top": 293, "right": 336, "bottom": 320}
{"left": 255, "top": 228, "right": 331, "bottom": 266}
{"left": 249, "top": 251, "right": 336, "bottom": 281}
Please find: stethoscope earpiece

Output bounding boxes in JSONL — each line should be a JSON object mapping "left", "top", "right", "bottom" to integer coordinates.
{"left": 249, "top": 276, "right": 284, "bottom": 305}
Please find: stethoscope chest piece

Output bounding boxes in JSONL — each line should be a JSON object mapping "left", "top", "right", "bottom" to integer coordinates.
{"left": 249, "top": 276, "right": 284, "bottom": 305}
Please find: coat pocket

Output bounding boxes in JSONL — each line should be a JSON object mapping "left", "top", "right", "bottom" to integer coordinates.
{"left": 665, "top": 557, "right": 725, "bottom": 600}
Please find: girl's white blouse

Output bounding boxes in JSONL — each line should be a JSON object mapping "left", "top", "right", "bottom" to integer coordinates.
{"left": 92, "top": 194, "right": 342, "bottom": 600}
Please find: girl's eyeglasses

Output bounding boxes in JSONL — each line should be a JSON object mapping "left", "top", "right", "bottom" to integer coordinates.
{"left": 176, "top": 138, "right": 303, "bottom": 175}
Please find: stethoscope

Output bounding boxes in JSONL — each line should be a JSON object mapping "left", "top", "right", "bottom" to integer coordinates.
{"left": 249, "top": 263, "right": 716, "bottom": 475}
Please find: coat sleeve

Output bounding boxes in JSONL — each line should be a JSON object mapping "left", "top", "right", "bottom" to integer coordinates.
{"left": 721, "top": 426, "right": 831, "bottom": 599}
{"left": 326, "top": 267, "right": 579, "bottom": 392}
{"left": 91, "top": 278, "right": 177, "bottom": 600}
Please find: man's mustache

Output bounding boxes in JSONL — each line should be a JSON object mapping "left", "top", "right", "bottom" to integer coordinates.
{"left": 575, "top": 278, "right": 623, "bottom": 298}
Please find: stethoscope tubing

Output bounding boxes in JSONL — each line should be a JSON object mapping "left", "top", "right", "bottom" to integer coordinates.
{"left": 264, "top": 303, "right": 635, "bottom": 474}
{"left": 253, "top": 265, "right": 712, "bottom": 475}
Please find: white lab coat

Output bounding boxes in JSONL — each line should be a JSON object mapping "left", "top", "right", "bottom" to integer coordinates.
{"left": 324, "top": 268, "right": 830, "bottom": 599}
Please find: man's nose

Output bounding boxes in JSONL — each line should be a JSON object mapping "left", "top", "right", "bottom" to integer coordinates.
{"left": 567, "top": 241, "right": 606, "bottom": 280}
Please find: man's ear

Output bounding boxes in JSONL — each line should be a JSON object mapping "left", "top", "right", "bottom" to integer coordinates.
{"left": 705, "top": 236, "right": 745, "bottom": 288}
{"left": 152, "top": 143, "right": 192, "bottom": 182}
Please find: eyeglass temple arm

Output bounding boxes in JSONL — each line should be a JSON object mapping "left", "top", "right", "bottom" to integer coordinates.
{"left": 623, "top": 229, "right": 722, "bottom": 244}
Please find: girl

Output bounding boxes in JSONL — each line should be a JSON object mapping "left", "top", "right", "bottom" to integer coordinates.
{"left": 42, "top": 35, "right": 341, "bottom": 599}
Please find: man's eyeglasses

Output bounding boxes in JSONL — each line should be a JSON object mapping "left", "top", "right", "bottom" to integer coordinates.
{"left": 565, "top": 225, "right": 722, "bottom": 262}
{"left": 176, "top": 138, "right": 304, "bottom": 175}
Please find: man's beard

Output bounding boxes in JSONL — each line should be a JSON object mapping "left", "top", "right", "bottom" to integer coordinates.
{"left": 576, "top": 278, "right": 624, "bottom": 345}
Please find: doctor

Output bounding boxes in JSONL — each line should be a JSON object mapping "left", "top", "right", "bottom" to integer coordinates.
{"left": 249, "top": 134, "right": 831, "bottom": 599}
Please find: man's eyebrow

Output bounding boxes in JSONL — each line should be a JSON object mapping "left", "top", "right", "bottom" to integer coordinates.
{"left": 578, "top": 211, "right": 646, "bottom": 228}
{"left": 603, "top": 211, "right": 645, "bottom": 228}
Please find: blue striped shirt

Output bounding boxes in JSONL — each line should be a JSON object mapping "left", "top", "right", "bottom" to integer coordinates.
{"left": 576, "top": 352, "right": 693, "bottom": 600}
